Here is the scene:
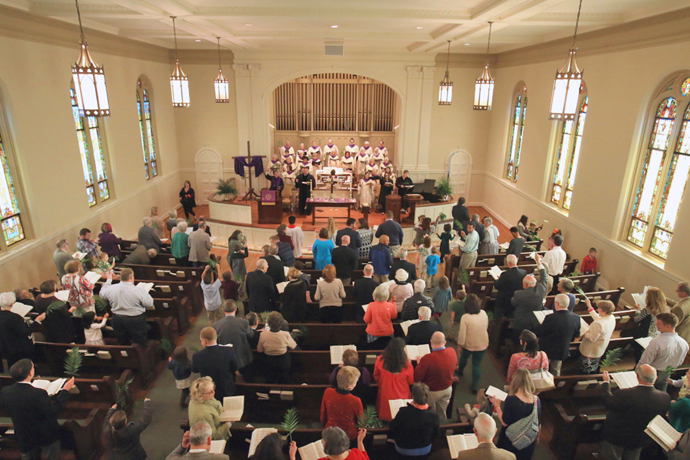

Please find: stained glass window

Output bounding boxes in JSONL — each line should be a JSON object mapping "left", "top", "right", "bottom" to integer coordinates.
{"left": 681, "top": 78, "right": 690, "bottom": 97}
{"left": 506, "top": 88, "right": 527, "bottom": 182}
{"left": 70, "top": 88, "right": 110, "bottom": 207}
{"left": 0, "top": 132, "right": 24, "bottom": 246}
{"left": 551, "top": 97, "right": 588, "bottom": 210}
{"left": 136, "top": 80, "right": 159, "bottom": 179}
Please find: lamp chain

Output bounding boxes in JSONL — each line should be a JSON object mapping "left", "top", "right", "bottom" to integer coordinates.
{"left": 572, "top": 0, "right": 583, "bottom": 49}
{"left": 171, "top": 16, "right": 179, "bottom": 60}
{"left": 445, "top": 40, "right": 450, "bottom": 72}
{"left": 486, "top": 21, "right": 493, "bottom": 62}
{"left": 217, "top": 37, "right": 222, "bottom": 70}
{"left": 74, "top": 0, "right": 85, "bottom": 42}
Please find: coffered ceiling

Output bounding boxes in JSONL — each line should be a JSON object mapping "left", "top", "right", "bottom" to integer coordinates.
{"left": 4, "top": 0, "right": 688, "bottom": 56}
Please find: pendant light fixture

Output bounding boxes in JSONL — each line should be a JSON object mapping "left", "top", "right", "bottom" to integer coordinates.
{"left": 71, "top": 0, "right": 110, "bottom": 117}
{"left": 170, "top": 16, "right": 190, "bottom": 108}
{"left": 549, "top": 0, "right": 584, "bottom": 120}
{"left": 438, "top": 40, "right": 453, "bottom": 105}
{"left": 474, "top": 21, "right": 495, "bottom": 111}
{"left": 214, "top": 37, "right": 230, "bottom": 103}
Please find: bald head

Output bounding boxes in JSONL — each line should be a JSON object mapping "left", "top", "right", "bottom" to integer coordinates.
{"left": 341, "top": 235, "right": 350, "bottom": 246}
{"left": 473, "top": 413, "right": 497, "bottom": 442}
{"left": 523, "top": 274, "right": 537, "bottom": 289}
{"left": 379, "top": 235, "right": 389, "bottom": 245}
{"left": 363, "top": 264, "right": 374, "bottom": 276}
{"left": 636, "top": 364, "right": 657, "bottom": 385}
{"left": 430, "top": 332, "right": 446, "bottom": 348}
{"left": 506, "top": 254, "right": 518, "bottom": 267}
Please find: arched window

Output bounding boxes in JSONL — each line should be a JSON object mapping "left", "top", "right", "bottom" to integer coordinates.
{"left": 69, "top": 87, "right": 111, "bottom": 207}
{"left": 506, "top": 84, "right": 527, "bottom": 182}
{"left": 550, "top": 94, "right": 588, "bottom": 211}
{"left": 0, "top": 133, "right": 25, "bottom": 246}
{"left": 627, "top": 74, "right": 690, "bottom": 260}
{"left": 136, "top": 78, "right": 158, "bottom": 179}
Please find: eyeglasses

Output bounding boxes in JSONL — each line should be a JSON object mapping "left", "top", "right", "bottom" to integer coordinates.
{"left": 203, "top": 389, "right": 215, "bottom": 395}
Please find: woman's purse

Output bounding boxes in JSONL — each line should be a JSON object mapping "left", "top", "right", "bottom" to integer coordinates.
{"left": 505, "top": 398, "right": 540, "bottom": 450}
{"left": 530, "top": 353, "right": 556, "bottom": 392}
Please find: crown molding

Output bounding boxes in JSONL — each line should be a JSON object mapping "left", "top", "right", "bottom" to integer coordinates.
{"left": 435, "top": 53, "right": 498, "bottom": 69}
{"left": 0, "top": 4, "right": 170, "bottom": 63}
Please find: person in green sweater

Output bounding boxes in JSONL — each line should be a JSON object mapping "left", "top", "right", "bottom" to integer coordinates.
{"left": 171, "top": 221, "right": 190, "bottom": 266}
{"left": 187, "top": 377, "right": 230, "bottom": 441}
{"left": 670, "top": 369, "right": 690, "bottom": 432}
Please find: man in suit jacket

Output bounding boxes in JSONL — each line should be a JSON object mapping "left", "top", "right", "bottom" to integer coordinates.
{"left": 505, "top": 227, "right": 525, "bottom": 257}
{"left": 510, "top": 253, "right": 547, "bottom": 342}
{"left": 0, "top": 359, "right": 75, "bottom": 459}
{"left": 600, "top": 364, "right": 670, "bottom": 460}
{"left": 191, "top": 327, "right": 238, "bottom": 402}
{"left": 260, "top": 245, "right": 285, "bottom": 286}
{"left": 335, "top": 218, "right": 362, "bottom": 250}
{"left": 166, "top": 422, "right": 229, "bottom": 460}
{"left": 353, "top": 264, "right": 379, "bottom": 322}
{"left": 245, "top": 259, "right": 278, "bottom": 313}
{"left": 470, "top": 214, "right": 485, "bottom": 242}
{"left": 331, "top": 235, "right": 359, "bottom": 285}
{"left": 457, "top": 413, "right": 516, "bottom": 460}
{"left": 536, "top": 294, "right": 582, "bottom": 376}
{"left": 670, "top": 281, "right": 690, "bottom": 348}
{"left": 452, "top": 197, "right": 470, "bottom": 232}
{"left": 493, "top": 255, "right": 526, "bottom": 320}
{"left": 0, "top": 292, "right": 45, "bottom": 367}
{"left": 188, "top": 222, "right": 212, "bottom": 267}
{"left": 137, "top": 217, "right": 162, "bottom": 253}
{"left": 406, "top": 307, "right": 442, "bottom": 345}
{"left": 213, "top": 300, "right": 254, "bottom": 372}
{"left": 389, "top": 249, "right": 417, "bottom": 282}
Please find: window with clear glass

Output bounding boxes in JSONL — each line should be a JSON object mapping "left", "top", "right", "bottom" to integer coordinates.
{"left": 628, "top": 74, "right": 690, "bottom": 260}
{"left": 69, "top": 87, "right": 110, "bottom": 207}
{"left": 551, "top": 96, "right": 588, "bottom": 210}
{"left": 0, "top": 132, "right": 25, "bottom": 246}
{"left": 136, "top": 79, "right": 158, "bottom": 179}
{"left": 506, "top": 85, "right": 527, "bottom": 182}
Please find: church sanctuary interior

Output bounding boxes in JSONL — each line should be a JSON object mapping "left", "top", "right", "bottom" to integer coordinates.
{"left": 1, "top": 0, "right": 690, "bottom": 459}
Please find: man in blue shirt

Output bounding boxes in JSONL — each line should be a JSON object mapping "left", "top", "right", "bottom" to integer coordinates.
{"left": 375, "top": 211, "right": 404, "bottom": 256}
{"left": 370, "top": 235, "right": 394, "bottom": 284}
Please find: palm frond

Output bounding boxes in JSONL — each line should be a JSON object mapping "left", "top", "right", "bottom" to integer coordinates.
{"left": 46, "top": 300, "right": 67, "bottom": 315}
{"left": 357, "top": 405, "right": 383, "bottom": 429}
{"left": 599, "top": 348, "right": 624, "bottom": 370}
{"left": 64, "top": 346, "right": 83, "bottom": 377}
{"left": 115, "top": 376, "right": 134, "bottom": 408}
{"left": 281, "top": 408, "right": 299, "bottom": 441}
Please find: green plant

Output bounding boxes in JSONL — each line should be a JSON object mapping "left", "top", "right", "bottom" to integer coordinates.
{"left": 46, "top": 300, "right": 67, "bottom": 315}
{"left": 216, "top": 178, "right": 238, "bottom": 199}
{"left": 456, "top": 268, "right": 469, "bottom": 286}
{"left": 434, "top": 177, "right": 453, "bottom": 198}
{"left": 64, "top": 346, "right": 83, "bottom": 377}
{"left": 94, "top": 295, "right": 108, "bottom": 314}
{"left": 160, "top": 339, "right": 173, "bottom": 355}
{"left": 186, "top": 216, "right": 195, "bottom": 227}
{"left": 357, "top": 405, "right": 383, "bottom": 429}
{"left": 438, "top": 212, "right": 447, "bottom": 221}
{"left": 568, "top": 269, "right": 582, "bottom": 277}
{"left": 599, "top": 348, "right": 624, "bottom": 370}
{"left": 115, "top": 376, "right": 134, "bottom": 408}
{"left": 281, "top": 408, "right": 299, "bottom": 441}
{"left": 665, "top": 365, "right": 675, "bottom": 375}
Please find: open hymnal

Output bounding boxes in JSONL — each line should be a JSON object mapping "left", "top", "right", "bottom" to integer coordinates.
{"left": 579, "top": 317, "right": 590, "bottom": 335}
{"left": 298, "top": 439, "right": 326, "bottom": 460}
{"left": 528, "top": 252, "right": 537, "bottom": 260}
{"left": 361, "top": 304, "right": 368, "bottom": 312}
{"left": 631, "top": 293, "right": 646, "bottom": 308}
{"left": 185, "top": 228, "right": 193, "bottom": 235}
{"left": 55, "top": 290, "right": 70, "bottom": 302}
{"left": 635, "top": 336, "right": 653, "bottom": 349}
{"left": 447, "top": 434, "right": 479, "bottom": 458}
{"left": 498, "top": 242, "right": 510, "bottom": 251}
{"left": 486, "top": 385, "right": 508, "bottom": 401}
{"left": 611, "top": 371, "right": 638, "bottom": 389}
{"left": 137, "top": 282, "right": 154, "bottom": 293}
{"left": 209, "top": 440, "right": 226, "bottom": 454}
{"left": 488, "top": 265, "right": 503, "bottom": 281}
{"left": 533, "top": 310, "right": 554, "bottom": 323}
{"left": 83, "top": 271, "right": 102, "bottom": 285}
{"left": 284, "top": 266, "right": 290, "bottom": 277}
{"left": 248, "top": 428, "right": 278, "bottom": 457}
{"left": 400, "top": 319, "right": 420, "bottom": 336}
{"left": 330, "top": 345, "right": 357, "bottom": 365}
{"left": 276, "top": 281, "right": 289, "bottom": 294}
{"left": 72, "top": 251, "right": 87, "bottom": 260}
{"left": 645, "top": 415, "right": 682, "bottom": 451}
{"left": 10, "top": 302, "right": 33, "bottom": 318}
{"left": 388, "top": 399, "right": 413, "bottom": 419}
{"left": 32, "top": 378, "right": 67, "bottom": 396}
{"left": 218, "top": 396, "right": 244, "bottom": 422}
{"left": 404, "top": 344, "right": 430, "bottom": 362}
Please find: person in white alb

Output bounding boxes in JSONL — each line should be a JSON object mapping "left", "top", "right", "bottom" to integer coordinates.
{"left": 344, "top": 138, "right": 359, "bottom": 157}
{"left": 541, "top": 234, "right": 566, "bottom": 293}
{"left": 308, "top": 140, "right": 322, "bottom": 158}
{"left": 323, "top": 139, "right": 338, "bottom": 163}
{"left": 340, "top": 151, "right": 354, "bottom": 172}
{"left": 99, "top": 268, "right": 153, "bottom": 346}
{"left": 285, "top": 216, "right": 304, "bottom": 258}
{"left": 374, "top": 141, "right": 388, "bottom": 166}
{"left": 360, "top": 141, "right": 373, "bottom": 158}
{"left": 637, "top": 312, "right": 689, "bottom": 391}
{"left": 296, "top": 143, "right": 308, "bottom": 160}
{"left": 354, "top": 144, "right": 369, "bottom": 176}
{"left": 281, "top": 141, "right": 295, "bottom": 161}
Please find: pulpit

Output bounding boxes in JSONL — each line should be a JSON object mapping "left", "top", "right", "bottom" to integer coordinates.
{"left": 385, "top": 194, "right": 402, "bottom": 223}
{"left": 403, "top": 194, "right": 423, "bottom": 224}
{"left": 258, "top": 189, "right": 283, "bottom": 224}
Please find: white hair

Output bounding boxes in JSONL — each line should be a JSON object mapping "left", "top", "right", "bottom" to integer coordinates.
{"left": 256, "top": 259, "right": 268, "bottom": 270}
{"left": 554, "top": 293, "right": 570, "bottom": 310}
{"left": 189, "top": 421, "right": 212, "bottom": 446}
{"left": 395, "top": 269, "right": 409, "bottom": 283}
{"left": 0, "top": 292, "right": 16, "bottom": 309}
{"left": 418, "top": 306, "right": 431, "bottom": 320}
{"left": 506, "top": 254, "right": 518, "bottom": 266}
{"left": 399, "top": 249, "right": 407, "bottom": 258}
{"left": 636, "top": 364, "right": 657, "bottom": 384}
{"left": 142, "top": 217, "right": 152, "bottom": 226}
{"left": 474, "top": 413, "right": 497, "bottom": 441}
{"left": 413, "top": 279, "right": 426, "bottom": 293}
{"left": 363, "top": 264, "right": 374, "bottom": 275}
{"left": 373, "top": 284, "right": 390, "bottom": 302}
{"left": 177, "top": 221, "right": 188, "bottom": 232}
{"left": 524, "top": 275, "right": 537, "bottom": 287}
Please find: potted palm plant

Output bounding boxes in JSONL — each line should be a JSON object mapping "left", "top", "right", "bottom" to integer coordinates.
{"left": 434, "top": 177, "right": 453, "bottom": 201}
{"left": 216, "top": 178, "right": 238, "bottom": 201}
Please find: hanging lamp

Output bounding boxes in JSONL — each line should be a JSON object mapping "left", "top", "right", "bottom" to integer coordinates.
{"left": 71, "top": 0, "right": 110, "bottom": 117}
{"left": 170, "top": 16, "right": 190, "bottom": 107}
{"left": 474, "top": 21, "right": 495, "bottom": 110}
{"left": 438, "top": 40, "right": 453, "bottom": 105}
{"left": 214, "top": 37, "right": 230, "bottom": 103}
{"left": 549, "top": 0, "right": 584, "bottom": 120}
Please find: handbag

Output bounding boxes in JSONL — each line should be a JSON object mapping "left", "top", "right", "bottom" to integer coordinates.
{"left": 530, "top": 353, "right": 556, "bottom": 391}
{"left": 505, "top": 398, "right": 540, "bottom": 450}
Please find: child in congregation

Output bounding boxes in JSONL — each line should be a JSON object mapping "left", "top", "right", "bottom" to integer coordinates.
{"left": 669, "top": 369, "right": 690, "bottom": 432}
{"left": 436, "top": 223, "right": 453, "bottom": 263}
{"left": 448, "top": 286, "right": 467, "bottom": 327}
{"left": 82, "top": 311, "right": 109, "bottom": 345}
{"left": 581, "top": 247, "right": 598, "bottom": 274}
{"left": 200, "top": 263, "right": 223, "bottom": 323}
{"left": 424, "top": 247, "right": 441, "bottom": 289}
{"left": 221, "top": 270, "right": 240, "bottom": 302}
{"left": 431, "top": 276, "right": 452, "bottom": 319}
{"left": 167, "top": 346, "right": 193, "bottom": 407}
{"left": 96, "top": 252, "right": 116, "bottom": 277}
{"left": 417, "top": 236, "right": 432, "bottom": 278}
{"left": 230, "top": 244, "right": 249, "bottom": 281}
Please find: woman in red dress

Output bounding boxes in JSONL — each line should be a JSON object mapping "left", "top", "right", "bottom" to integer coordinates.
{"left": 373, "top": 338, "right": 414, "bottom": 421}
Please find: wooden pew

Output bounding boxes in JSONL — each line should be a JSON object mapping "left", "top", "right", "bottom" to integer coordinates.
{"left": 304, "top": 302, "right": 359, "bottom": 323}
{"left": 116, "top": 263, "right": 203, "bottom": 308}
{"left": 549, "top": 404, "right": 606, "bottom": 460}
{"left": 474, "top": 251, "right": 547, "bottom": 267}
{"left": 287, "top": 323, "right": 405, "bottom": 350}
{"left": 444, "top": 239, "right": 545, "bottom": 279}
{"left": 452, "top": 259, "right": 578, "bottom": 293}
{"left": 307, "top": 284, "right": 355, "bottom": 302}
{"left": 304, "top": 269, "right": 364, "bottom": 284}
{"left": 149, "top": 297, "right": 190, "bottom": 334}
{"left": 545, "top": 287, "right": 625, "bottom": 313}
{"left": 35, "top": 341, "right": 160, "bottom": 387}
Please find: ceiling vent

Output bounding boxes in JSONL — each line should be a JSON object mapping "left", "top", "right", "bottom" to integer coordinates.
{"left": 325, "top": 40, "right": 344, "bottom": 56}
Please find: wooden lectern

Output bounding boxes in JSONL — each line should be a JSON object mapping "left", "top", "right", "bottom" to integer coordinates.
{"left": 403, "top": 194, "right": 423, "bottom": 224}
{"left": 385, "top": 194, "right": 402, "bottom": 223}
{"left": 258, "top": 189, "right": 283, "bottom": 224}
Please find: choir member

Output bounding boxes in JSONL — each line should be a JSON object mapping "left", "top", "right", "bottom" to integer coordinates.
{"left": 340, "top": 151, "right": 354, "bottom": 172}
{"left": 295, "top": 166, "right": 316, "bottom": 215}
{"left": 327, "top": 150, "right": 340, "bottom": 168}
{"left": 324, "top": 139, "right": 338, "bottom": 162}
{"left": 269, "top": 154, "right": 282, "bottom": 173}
{"left": 374, "top": 141, "right": 388, "bottom": 166}
{"left": 308, "top": 140, "right": 322, "bottom": 160}
{"left": 344, "top": 138, "right": 359, "bottom": 157}
{"left": 360, "top": 141, "right": 373, "bottom": 157}
{"left": 365, "top": 157, "right": 380, "bottom": 177}
{"left": 297, "top": 143, "right": 308, "bottom": 160}
{"left": 281, "top": 141, "right": 295, "bottom": 161}
{"left": 311, "top": 151, "right": 322, "bottom": 170}
{"left": 298, "top": 156, "right": 313, "bottom": 175}
{"left": 381, "top": 157, "right": 394, "bottom": 174}
{"left": 359, "top": 171, "right": 376, "bottom": 211}
{"left": 378, "top": 170, "right": 395, "bottom": 212}
{"left": 355, "top": 147, "right": 369, "bottom": 176}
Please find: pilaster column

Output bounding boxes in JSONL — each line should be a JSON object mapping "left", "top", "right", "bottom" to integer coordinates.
{"left": 402, "top": 66, "right": 423, "bottom": 172}
{"left": 416, "top": 66, "right": 436, "bottom": 171}
{"left": 233, "top": 64, "right": 263, "bottom": 157}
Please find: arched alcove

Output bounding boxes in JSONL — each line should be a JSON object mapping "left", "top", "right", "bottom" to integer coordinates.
{"left": 445, "top": 150, "right": 473, "bottom": 199}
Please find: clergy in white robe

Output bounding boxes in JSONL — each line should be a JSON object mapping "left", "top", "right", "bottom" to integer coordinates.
{"left": 358, "top": 172, "right": 376, "bottom": 209}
